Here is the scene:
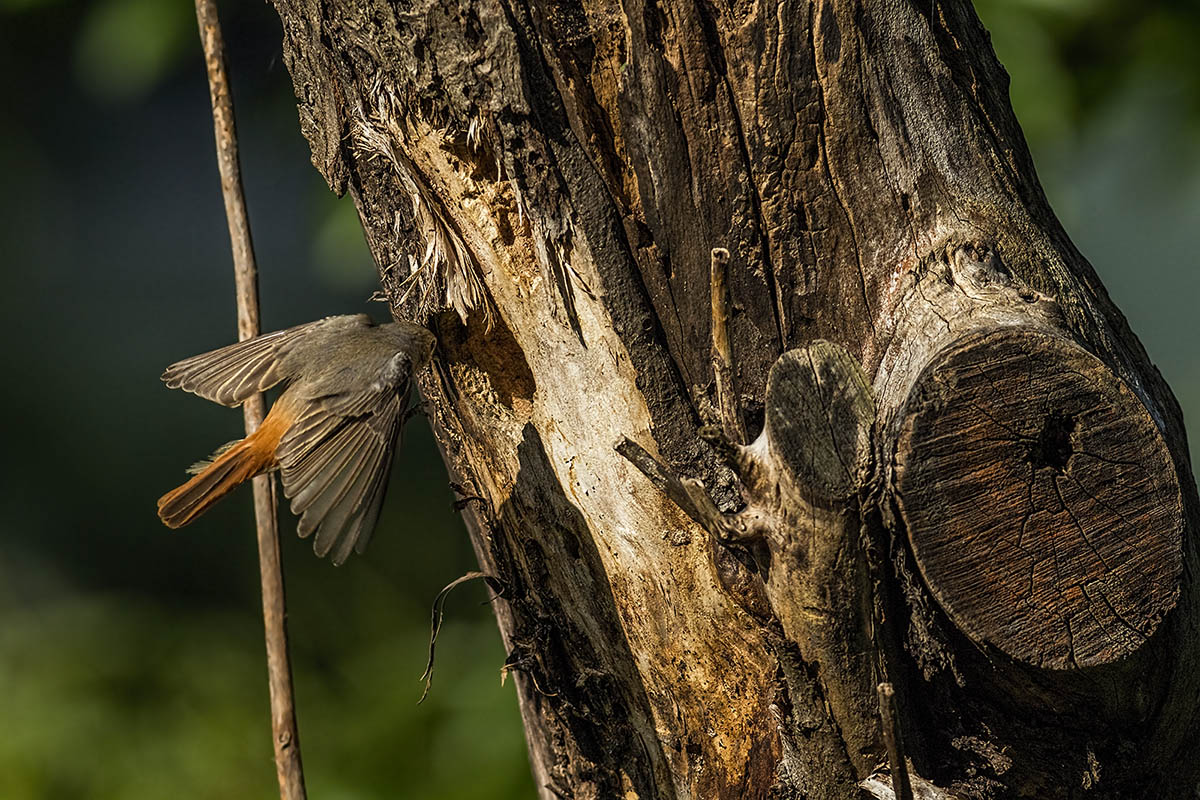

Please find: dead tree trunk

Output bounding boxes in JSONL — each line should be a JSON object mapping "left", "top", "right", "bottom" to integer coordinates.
{"left": 268, "top": 0, "right": 1200, "bottom": 796}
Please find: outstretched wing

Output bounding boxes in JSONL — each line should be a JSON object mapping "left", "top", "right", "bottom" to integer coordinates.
{"left": 276, "top": 372, "right": 411, "bottom": 565}
{"left": 161, "top": 314, "right": 370, "bottom": 407}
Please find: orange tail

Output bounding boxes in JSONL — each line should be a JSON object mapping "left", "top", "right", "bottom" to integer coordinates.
{"left": 157, "top": 400, "right": 294, "bottom": 528}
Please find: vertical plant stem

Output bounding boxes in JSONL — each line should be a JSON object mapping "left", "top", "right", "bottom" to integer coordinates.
{"left": 193, "top": 3, "right": 307, "bottom": 797}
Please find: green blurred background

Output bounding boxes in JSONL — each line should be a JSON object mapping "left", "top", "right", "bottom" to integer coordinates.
{"left": 1, "top": 1, "right": 1198, "bottom": 797}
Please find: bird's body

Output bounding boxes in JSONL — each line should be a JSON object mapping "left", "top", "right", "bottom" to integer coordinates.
{"left": 157, "top": 314, "right": 436, "bottom": 564}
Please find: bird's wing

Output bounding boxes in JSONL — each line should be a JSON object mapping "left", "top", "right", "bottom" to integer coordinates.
{"left": 275, "top": 375, "right": 411, "bottom": 565}
{"left": 161, "top": 314, "right": 371, "bottom": 407}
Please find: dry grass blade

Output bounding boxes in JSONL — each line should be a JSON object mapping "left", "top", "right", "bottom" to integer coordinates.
{"left": 420, "top": 571, "right": 504, "bottom": 704}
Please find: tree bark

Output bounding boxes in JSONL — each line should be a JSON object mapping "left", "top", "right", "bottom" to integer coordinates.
{"left": 268, "top": 0, "right": 1200, "bottom": 796}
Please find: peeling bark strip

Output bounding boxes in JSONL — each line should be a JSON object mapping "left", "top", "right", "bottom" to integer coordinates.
{"left": 270, "top": 0, "right": 1200, "bottom": 796}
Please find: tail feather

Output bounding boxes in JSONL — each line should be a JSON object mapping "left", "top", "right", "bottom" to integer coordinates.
{"left": 186, "top": 439, "right": 240, "bottom": 475}
{"left": 158, "top": 434, "right": 275, "bottom": 528}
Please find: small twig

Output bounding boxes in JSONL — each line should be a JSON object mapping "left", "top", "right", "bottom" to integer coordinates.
{"left": 194, "top": 2, "right": 306, "bottom": 797}
{"left": 877, "top": 682, "right": 913, "bottom": 800}
{"left": 615, "top": 437, "right": 754, "bottom": 544}
{"left": 710, "top": 248, "right": 747, "bottom": 444}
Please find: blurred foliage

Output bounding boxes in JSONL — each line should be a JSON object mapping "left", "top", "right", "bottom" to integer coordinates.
{"left": 312, "top": 191, "right": 381, "bottom": 293}
{"left": 74, "top": 0, "right": 195, "bottom": 102}
{"left": 975, "top": 0, "right": 1200, "bottom": 144}
{"left": 0, "top": 587, "right": 531, "bottom": 799}
{"left": 1, "top": 0, "right": 1200, "bottom": 799}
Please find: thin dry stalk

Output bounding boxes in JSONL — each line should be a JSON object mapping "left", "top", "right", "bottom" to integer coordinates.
{"left": 194, "top": 2, "right": 307, "bottom": 797}
{"left": 877, "top": 682, "right": 913, "bottom": 800}
{"left": 710, "top": 247, "right": 747, "bottom": 444}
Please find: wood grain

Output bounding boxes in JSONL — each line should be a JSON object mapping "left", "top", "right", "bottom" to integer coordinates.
{"left": 894, "top": 329, "right": 1183, "bottom": 668}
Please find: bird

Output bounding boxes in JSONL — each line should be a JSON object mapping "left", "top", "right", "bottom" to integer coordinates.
{"left": 156, "top": 314, "right": 436, "bottom": 565}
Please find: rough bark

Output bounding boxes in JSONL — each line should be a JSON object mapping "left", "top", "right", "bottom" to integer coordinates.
{"left": 267, "top": 0, "right": 1200, "bottom": 796}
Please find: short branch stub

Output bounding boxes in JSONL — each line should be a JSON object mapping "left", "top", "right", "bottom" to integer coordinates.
{"left": 893, "top": 328, "right": 1183, "bottom": 669}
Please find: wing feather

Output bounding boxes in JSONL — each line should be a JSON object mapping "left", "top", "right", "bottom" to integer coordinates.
{"left": 329, "top": 467, "right": 385, "bottom": 566}
{"left": 313, "top": 436, "right": 387, "bottom": 559}
{"left": 161, "top": 315, "right": 370, "bottom": 407}
{"left": 332, "top": 400, "right": 405, "bottom": 564}
{"left": 348, "top": 433, "right": 398, "bottom": 558}
{"left": 276, "top": 408, "right": 343, "bottom": 464}
{"left": 277, "top": 389, "right": 404, "bottom": 561}
{"left": 283, "top": 416, "right": 369, "bottom": 512}
{"left": 291, "top": 420, "right": 374, "bottom": 519}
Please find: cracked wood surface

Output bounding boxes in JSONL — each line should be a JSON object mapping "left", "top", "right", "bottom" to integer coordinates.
{"left": 269, "top": 0, "right": 1200, "bottom": 796}
{"left": 894, "top": 328, "right": 1182, "bottom": 670}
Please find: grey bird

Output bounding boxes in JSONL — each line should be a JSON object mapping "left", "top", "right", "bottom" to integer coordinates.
{"left": 156, "top": 314, "right": 436, "bottom": 564}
